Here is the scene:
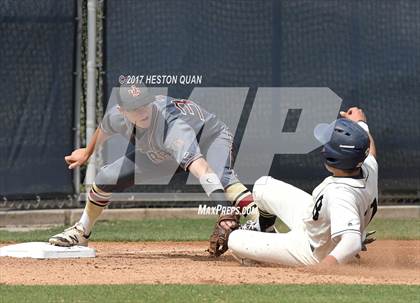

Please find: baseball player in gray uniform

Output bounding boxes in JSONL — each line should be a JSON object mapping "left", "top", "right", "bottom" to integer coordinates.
{"left": 49, "top": 84, "right": 256, "bottom": 255}
{"left": 228, "top": 107, "right": 378, "bottom": 266}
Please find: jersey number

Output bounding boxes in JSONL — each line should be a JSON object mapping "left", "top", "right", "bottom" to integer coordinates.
{"left": 312, "top": 195, "right": 323, "bottom": 221}
{"left": 172, "top": 99, "right": 205, "bottom": 121}
{"left": 364, "top": 198, "right": 378, "bottom": 223}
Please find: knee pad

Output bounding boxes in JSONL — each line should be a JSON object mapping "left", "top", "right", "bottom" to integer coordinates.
{"left": 94, "top": 164, "right": 126, "bottom": 192}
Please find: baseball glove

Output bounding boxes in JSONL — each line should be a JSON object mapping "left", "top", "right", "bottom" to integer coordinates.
{"left": 208, "top": 213, "right": 240, "bottom": 257}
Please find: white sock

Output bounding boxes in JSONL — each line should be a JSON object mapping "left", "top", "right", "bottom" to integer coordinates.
{"left": 78, "top": 200, "right": 105, "bottom": 235}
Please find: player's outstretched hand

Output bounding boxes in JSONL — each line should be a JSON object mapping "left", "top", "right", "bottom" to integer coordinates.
{"left": 64, "top": 148, "right": 89, "bottom": 169}
{"left": 355, "top": 230, "right": 377, "bottom": 259}
{"left": 362, "top": 230, "right": 376, "bottom": 251}
{"left": 340, "top": 107, "right": 367, "bottom": 123}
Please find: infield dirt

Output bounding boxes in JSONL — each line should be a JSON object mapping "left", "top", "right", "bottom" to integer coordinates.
{"left": 1, "top": 240, "right": 419, "bottom": 285}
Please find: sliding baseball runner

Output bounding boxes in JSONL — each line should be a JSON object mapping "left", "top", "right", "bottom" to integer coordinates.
{"left": 229, "top": 107, "right": 378, "bottom": 266}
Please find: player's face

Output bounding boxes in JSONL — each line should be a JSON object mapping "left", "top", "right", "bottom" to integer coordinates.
{"left": 120, "top": 104, "right": 153, "bottom": 128}
{"left": 325, "top": 163, "right": 361, "bottom": 177}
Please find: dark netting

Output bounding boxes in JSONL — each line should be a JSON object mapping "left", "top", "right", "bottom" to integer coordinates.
{"left": 105, "top": 0, "right": 272, "bottom": 87}
{"left": 270, "top": 1, "right": 420, "bottom": 193}
{"left": 105, "top": 0, "right": 420, "bottom": 196}
{"left": 0, "top": 0, "right": 76, "bottom": 198}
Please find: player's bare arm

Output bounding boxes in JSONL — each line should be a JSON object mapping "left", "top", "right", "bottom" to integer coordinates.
{"left": 188, "top": 157, "right": 242, "bottom": 255}
{"left": 65, "top": 127, "right": 109, "bottom": 169}
{"left": 189, "top": 158, "right": 238, "bottom": 230}
{"left": 319, "top": 255, "right": 339, "bottom": 266}
{"left": 188, "top": 157, "right": 213, "bottom": 178}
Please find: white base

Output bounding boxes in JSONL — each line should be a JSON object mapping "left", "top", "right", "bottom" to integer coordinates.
{"left": 0, "top": 242, "right": 96, "bottom": 259}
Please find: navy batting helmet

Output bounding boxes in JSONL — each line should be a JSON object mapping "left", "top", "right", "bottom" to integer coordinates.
{"left": 314, "top": 118, "right": 370, "bottom": 170}
{"left": 117, "top": 84, "right": 155, "bottom": 111}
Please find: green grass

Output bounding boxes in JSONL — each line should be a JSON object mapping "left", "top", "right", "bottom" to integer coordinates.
{"left": 0, "top": 218, "right": 213, "bottom": 243}
{"left": 0, "top": 284, "right": 419, "bottom": 303}
{"left": 0, "top": 218, "right": 418, "bottom": 243}
{"left": 368, "top": 218, "right": 420, "bottom": 240}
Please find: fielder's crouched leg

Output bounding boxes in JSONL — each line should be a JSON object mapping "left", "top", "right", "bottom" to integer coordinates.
{"left": 49, "top": 157, "right": 133, "bottom": 247}
{"left": 48, "top": 182, "right": 112, "bottom": 247}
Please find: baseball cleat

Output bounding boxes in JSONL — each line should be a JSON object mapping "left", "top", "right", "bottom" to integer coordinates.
{"left": 49, "top": 222, "right": 90, "bottom": 247}
{"left": 240, "top": 219, "right": 278, "bottom": 233}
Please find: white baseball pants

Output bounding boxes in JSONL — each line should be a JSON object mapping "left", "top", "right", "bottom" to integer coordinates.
{"left": 228, "top": 176, "right": 318, "bottom": 266}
